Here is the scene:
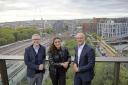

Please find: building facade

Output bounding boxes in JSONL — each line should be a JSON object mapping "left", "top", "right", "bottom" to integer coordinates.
{"left": 97, "top": 18, "right": 128, "bottom": 41}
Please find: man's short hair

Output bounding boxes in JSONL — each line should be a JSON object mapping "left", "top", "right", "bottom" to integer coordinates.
{"left": 32, "top": 34, "right": 41, "bottom": 40}
{"left": 75, "top": 32, "right": 85, "bottom": 38}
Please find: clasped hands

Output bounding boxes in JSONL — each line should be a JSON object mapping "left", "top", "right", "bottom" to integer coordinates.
{"left": 60, "top": 62, "right": 69, "bottom": 69}
{"left": 60, "top": 62, "right": 79, "bottom": 72}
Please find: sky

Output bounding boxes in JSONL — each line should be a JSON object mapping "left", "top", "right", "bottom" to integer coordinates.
{"left": 0, "top": 0, "right": 128, "bottom": 22}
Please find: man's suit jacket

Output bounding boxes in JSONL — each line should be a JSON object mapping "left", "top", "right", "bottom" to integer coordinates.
{"left": 24, "top": 45, "right": 46, "bottom": 78}
{"left": 74, "top": 44, "right": 95, "bottom": 81}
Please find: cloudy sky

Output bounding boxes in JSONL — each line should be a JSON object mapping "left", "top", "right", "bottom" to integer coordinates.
{"left": 0, "top": 0, "right": 128, "bottom": 22}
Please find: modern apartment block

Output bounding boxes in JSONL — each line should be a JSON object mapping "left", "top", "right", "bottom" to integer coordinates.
{"left": 97, "top": 18, "right": 128, "bottom": 41}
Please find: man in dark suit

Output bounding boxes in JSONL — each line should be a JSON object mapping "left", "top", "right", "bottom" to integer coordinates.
{"left": 73, "top": 33, "right": 95, "bottom": 85}
{"left": 24, "top": 34, "right": 46, "bottom": 85}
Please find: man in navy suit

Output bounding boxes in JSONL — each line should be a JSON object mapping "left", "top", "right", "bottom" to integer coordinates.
{"left": 24, "top": 34, "right": 46, "bottom": 85}
{"left": 73, "top": 33, "right": 95, "bottom": 85}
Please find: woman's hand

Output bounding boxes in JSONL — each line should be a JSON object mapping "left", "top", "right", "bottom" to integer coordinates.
{"left": 60, "top": 62, "right": 69, "bottom": 69}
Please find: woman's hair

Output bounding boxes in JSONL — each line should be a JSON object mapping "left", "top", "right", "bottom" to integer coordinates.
{"left": 48, "top": 37, "right": 62, "bottom": 54}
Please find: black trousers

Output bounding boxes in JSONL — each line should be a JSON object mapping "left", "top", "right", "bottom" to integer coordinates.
{"left": 50, "top": 71, "right": 66, "bottom": 85}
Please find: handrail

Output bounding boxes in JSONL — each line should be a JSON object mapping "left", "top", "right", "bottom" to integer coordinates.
{"left": 0, "top": 55, "right": 128, "bottom": 62}
{"left": 0, "top": 55, "right": 128, "bottom": 85}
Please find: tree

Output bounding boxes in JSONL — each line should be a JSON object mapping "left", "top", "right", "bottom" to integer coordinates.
{"left": 0, "top": 27, "right": 39, "bottom": 46}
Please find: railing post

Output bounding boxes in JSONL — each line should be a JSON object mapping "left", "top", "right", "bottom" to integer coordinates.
{"left": 114, "top": 62, "right": 120, "bottom": 85}
{"left": 0, "top": 59, "right": 9, "bottom": 85}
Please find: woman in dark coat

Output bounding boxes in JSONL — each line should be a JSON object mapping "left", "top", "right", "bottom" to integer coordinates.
{"left": 48, "top": 37, "right": 71, "bottom": 85}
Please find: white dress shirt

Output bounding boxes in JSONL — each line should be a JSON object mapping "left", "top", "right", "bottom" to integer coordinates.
{"left": 77, "top": 43, "right": 85, "bottom": 65}
{"left": 33, "top": 46, "right": 39, "bottom": 54}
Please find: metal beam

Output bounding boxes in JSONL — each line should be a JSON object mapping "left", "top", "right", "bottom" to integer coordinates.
{"left": 0, "top": 60, "right": 9, "bottom": 85}
{"left": 114, "top": 62, "right": 120, "bottom": 85}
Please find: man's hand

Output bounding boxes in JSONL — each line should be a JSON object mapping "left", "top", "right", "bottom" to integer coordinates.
{"left": 39, "top": 64, "right": 43, "bottom": 70}
{"left": 73, "top": 63, "right": 79, "bottom": 73}
{"left": 63, "top": 62, "right": 69, "bottom": 69}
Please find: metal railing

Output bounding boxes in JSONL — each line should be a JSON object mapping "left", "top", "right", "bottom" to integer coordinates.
{"left": 0, "top": 55, "right": 128, "bottom": 85}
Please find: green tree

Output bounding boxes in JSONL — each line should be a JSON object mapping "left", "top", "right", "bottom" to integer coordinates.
{"left": 0, "top": 27, "right": 39, "bottom": 46}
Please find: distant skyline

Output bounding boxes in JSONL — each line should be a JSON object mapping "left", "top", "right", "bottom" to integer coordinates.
{"left": 0, "top": 0, "right": 128, "bottom": 22}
